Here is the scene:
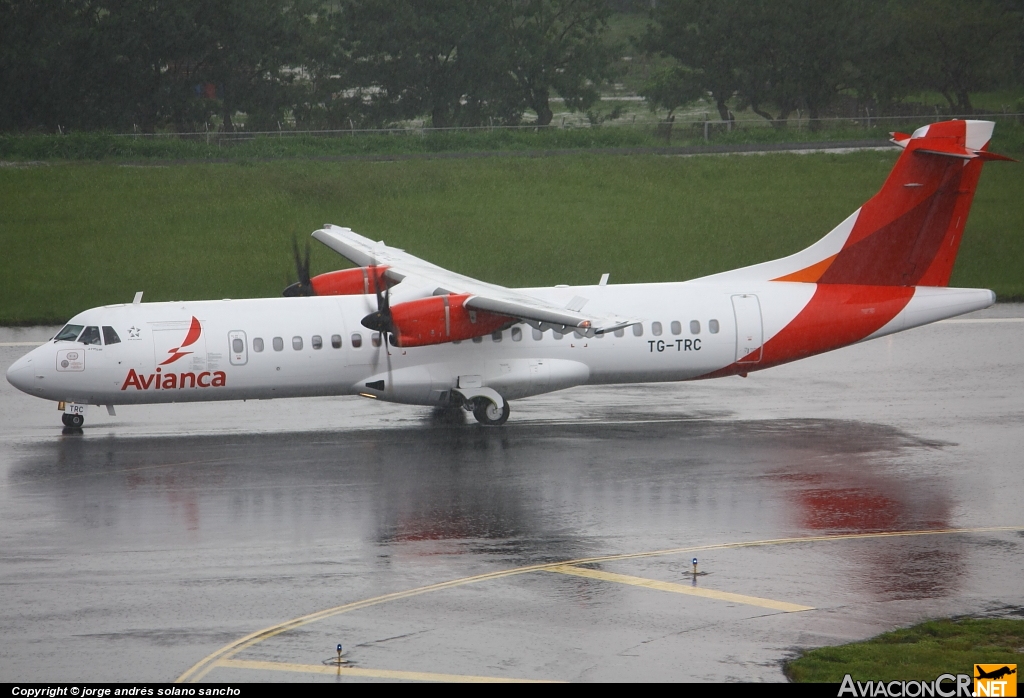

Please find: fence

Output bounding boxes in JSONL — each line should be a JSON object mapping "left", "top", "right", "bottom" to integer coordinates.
{"left": 111, "top": 112, "right": 1024, "bottom": 143}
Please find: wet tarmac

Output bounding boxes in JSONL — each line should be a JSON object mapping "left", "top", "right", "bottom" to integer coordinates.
{"left": 1, "top": 306, "right": 1022, "bottom": 682}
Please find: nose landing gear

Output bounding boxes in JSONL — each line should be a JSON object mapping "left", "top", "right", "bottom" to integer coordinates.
{"left": 61, "top": 413, "right": 84, "bottom": 428}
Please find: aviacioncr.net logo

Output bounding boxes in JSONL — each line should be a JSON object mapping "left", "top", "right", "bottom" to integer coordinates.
{"left": 839, "top": 674, "right": 973, "bottom": 697}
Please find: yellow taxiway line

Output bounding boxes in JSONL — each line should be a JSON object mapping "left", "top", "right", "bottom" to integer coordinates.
{"left": 216, "top": 658, "right": 563, "bottom": 683}
{"left": 177, "top": 525, "right": 1021, "bottom": 683}
{"left": 546, "top": 564, "right": 814, "bottom": 612}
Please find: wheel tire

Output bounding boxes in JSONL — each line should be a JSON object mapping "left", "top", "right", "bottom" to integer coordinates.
{"left": 473, "top": 399, "right": 510, "bottom": 426}
{"left": 62, "top": 413, "right": 84, "bottom": 428}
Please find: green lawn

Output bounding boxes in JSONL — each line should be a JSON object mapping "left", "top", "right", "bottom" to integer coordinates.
{"left": 787, "top": 618, "right": 1024, "bottom": 682}
{"left": 1, "top": 148, "right": 1022, "bottom": 324}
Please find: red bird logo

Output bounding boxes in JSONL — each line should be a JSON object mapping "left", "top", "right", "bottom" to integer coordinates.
{"left": 159, "top": 317, "right": 202, "bottom": 365}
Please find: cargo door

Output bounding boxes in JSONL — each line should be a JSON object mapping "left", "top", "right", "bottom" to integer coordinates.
{"left": 151, "top": 317, "right": 209, "bottom": 373}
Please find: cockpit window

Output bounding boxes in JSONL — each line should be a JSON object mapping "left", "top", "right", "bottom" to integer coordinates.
{"left": 102, "top": 326, "right": 121, "bottom": 345}
{"left": 79, "top": 326, "right": 101, "bottom": 345}
{"left": 54, "top": 324, "right": 84, "bottom": 342}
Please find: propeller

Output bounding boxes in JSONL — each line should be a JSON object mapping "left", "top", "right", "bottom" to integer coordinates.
{"left": 360, "top": 267, "right": 395, "bottom": 387}
{"left": 283, "top": 237, "right": 314, "bottom": 297}
{"left": 360, "top": 268, "right": 395, "bottom": 337}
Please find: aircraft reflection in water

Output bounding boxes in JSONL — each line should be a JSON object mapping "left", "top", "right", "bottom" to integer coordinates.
{"left": 6, "top": 120, "right": 1012, "bottom": 428}
{"left": 13, "top": 416, "right": 967, "bottom": 597}
{"left": 774, "top": 423, "right": 966, "bottom": 601}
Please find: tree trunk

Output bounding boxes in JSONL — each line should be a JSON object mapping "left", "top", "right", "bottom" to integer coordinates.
{"left": 532, "top": 92, "right": 553, "bottom": 126}
{"left": 222, "top": 100, "right": 234, "bottom": 133}
{"left": 956, "top": 91, "right": 973, "bottom": 114}
{"left": 807, "top": 105, "right": 820, "bottom": 132}
{"left": 715, "top": 95, "right": 730, "bottom": 122}
{"left": 431, "top": 106, "right": 450, "bottom": 129}
{"left": 751, "top": 101, "right": 775, "bottom": 124}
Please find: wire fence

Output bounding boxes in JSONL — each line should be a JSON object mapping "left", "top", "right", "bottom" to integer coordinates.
{"left": 110, "top": 111, "right": 1024, "bottom": 142}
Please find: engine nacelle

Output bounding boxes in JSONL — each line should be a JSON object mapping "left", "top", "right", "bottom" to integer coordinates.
{"left": 310, "top": 266, "right": 391, "bottom": 296}
{"left": 390, "top": 294, "right": 514, "bottom": 347}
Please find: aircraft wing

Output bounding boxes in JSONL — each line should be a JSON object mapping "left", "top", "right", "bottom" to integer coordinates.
{"left": 311, "top": 225, "right": 638, "bottom": 334}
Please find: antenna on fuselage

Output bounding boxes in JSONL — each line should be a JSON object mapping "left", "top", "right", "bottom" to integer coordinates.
{"left": 132, "top": 291, "right": 143, "bottom": 305}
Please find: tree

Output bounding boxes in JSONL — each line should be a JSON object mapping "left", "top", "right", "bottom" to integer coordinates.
{"left": 640, "top": 0, "right": 749, "bottom": 122}
{"left": 896, "top": 0, "right": 1019, "bottom": 113}
{"left": 643, "top": 0, "right": 864, "bottom": 128}
{"left": 498, "top": 0, "right": 616, "bottom": 126}
{"left": 343, "top": 0, "right": 512, "bottom": 128}
{"left": 639, "top": 64, "right": 704, "bottom": 118}
{"left": 0, "top": 0, "right": 110, "bottom": 131}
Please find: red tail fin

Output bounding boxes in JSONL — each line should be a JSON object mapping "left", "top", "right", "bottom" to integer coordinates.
{"left": 816, "top": 120, "right": 1011, "bottom": 287}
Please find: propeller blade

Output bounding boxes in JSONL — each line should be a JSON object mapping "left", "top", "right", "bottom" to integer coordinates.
{"left": 283, "top": 237, "right": 315, "bottom": 297}
{"left": 361, "top": 266, "right": 396, "bottom": 335}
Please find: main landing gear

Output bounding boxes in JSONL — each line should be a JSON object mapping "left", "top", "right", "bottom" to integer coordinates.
{"left": 472, "top": 398, "right": 510, "bottom": 426}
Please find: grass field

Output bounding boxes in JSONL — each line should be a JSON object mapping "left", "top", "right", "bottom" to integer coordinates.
{"left": 1, "top": 147, "right": 1022, "bottom": 325}
{"left": 786, "top": 618, "right": 1024, "bottom": 682}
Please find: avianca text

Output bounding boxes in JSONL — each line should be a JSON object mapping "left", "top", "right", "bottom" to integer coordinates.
{"left": 121, "top": 368, "right": 226, "bottom": 391}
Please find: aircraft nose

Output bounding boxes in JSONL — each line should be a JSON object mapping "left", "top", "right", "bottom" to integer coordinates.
{"left": 6, "top": 354, "right": 36, "bottom": 394}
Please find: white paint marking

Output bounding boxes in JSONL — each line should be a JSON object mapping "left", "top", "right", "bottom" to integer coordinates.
{"left": 940, "top": 318, "right": 1024, "bottom": 324}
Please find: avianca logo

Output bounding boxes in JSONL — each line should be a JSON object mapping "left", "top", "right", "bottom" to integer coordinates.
{"left": 160, "top": 316, "right": 202, "bottom": 365}
{"left": 121, "top": 367, "right": 226, "bottom": 391}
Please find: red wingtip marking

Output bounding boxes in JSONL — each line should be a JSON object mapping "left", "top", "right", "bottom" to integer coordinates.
{"left": 181, "top": 317, "right": 202, "bottom": 348}
{"left": 772, "top": 254, "right": 838, "bottom": 283}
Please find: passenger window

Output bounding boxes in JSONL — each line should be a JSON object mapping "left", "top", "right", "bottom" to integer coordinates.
{"left": 312, "top": 335, "right": 323, "bottom": 350}
{"left": 651, "top": 322, "right": 662, "bottom": 336}
{"left": 253, "top": 337, "right": 265, "bottom": 352}
{"left": 292, "top": 336, "right": 303, "bottom": 350}
{"left": 614, "top": 329, "right": 624, "bottom": 338}
{"left": 232, "top": 338, "right": 244, "bottom": 353}
{"left": 511, "top": 327, "right": 522, "bottom": 342}
{"left": 690, "top": 320, "right": 701, "bottom": 335}
{"left": 492, "top": 331, "right": 502, "bottom": 342}
{"left": 632, "top": 324, "right": 643, "bottom": 337}
{"left": 331, "top": 334, "right": 342, "bottom": 349}
{"left": 709, "top": 319, "right": 720, "bottom": 334}
{"left": 670, "top": 321, "right": 681, "bottom": 335}
{"left": 351, "top": 333, "right": 363, "bottom": 348}
{"left": 371, "top": 333, "right": 381, "bottom": 347}
{"left": 54, "top": 324, "right": 84, "bottom": 342}
{"left": 102, "top": 326, "right": 121, "bottom": 345}
{"left": 79, "top": 326, "right": 101, "bottom": 345}
{"left": 472, "top": 335, "right": 483, "bottom": 344}
{"left": 273, "top": 337, "right": 284, "bottom": 351}
{"left": 532, "top": 329, "right": 543, "bottom": 341}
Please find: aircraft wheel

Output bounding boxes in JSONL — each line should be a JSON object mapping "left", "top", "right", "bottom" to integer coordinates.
{"left": 62, "top": 413, "right": 84, "bottom": 428}
{"left": 473, "top": 399, "right": 510, "bottom": 426}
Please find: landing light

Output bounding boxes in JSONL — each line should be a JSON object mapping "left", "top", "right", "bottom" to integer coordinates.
{"left": 358, "top": 392, "right": 377, "bottom": 399}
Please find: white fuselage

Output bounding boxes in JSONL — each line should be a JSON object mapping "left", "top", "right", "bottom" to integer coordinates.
{"left": 5, "top": 280, "right": 995, "bottom": 409}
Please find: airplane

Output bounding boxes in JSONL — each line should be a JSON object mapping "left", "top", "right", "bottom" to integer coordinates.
{"left": 5, "top": 119, "right": 1013, "bottom": 429}
{"left": 975, "top": 666, "right": 1016, "bottom": 681}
